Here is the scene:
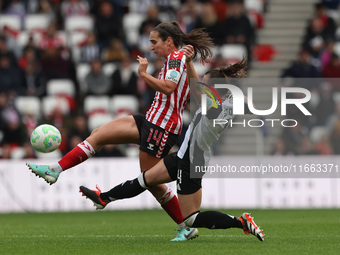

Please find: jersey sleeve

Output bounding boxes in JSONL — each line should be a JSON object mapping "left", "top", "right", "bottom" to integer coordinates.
{"left": 164, "top": 50, "right": 185, "bottom": 84}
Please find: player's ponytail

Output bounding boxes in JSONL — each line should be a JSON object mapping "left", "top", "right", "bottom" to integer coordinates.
{"left": 206, "top": 59, "right": 247, "bottom": 79}
{"left": 153, "top": 21, "right": 214, "bottom": 62}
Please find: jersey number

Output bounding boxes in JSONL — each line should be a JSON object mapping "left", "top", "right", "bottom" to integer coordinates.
{"left": 147, "top": 128, "right": 163, "bottom": 146}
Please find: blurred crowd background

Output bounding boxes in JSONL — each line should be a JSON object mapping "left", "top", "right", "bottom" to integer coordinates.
{"left": 0, "top": 0, "right": 339, "bottom": 159}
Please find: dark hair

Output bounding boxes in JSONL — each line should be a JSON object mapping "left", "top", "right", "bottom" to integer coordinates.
{"left": 206, "top": 58, "right": 247, "bottom": 79}
{"left": 205, "top": 59, "right": 247, "bottom": 95}
{"left": 153, "top": 21, "right": 214, "bottom": 62}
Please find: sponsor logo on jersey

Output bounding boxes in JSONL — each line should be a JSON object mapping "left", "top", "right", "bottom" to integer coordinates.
{"left": 168, "top": 59, "right": 181, "bottom": 68}
{"left": 165, "top": 70, "right": 180, "bottom": 83}
{"left": 170, "top": 70, "right": 178, "bottom": 78}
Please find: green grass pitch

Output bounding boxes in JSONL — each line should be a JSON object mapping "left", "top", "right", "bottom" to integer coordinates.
{"left": 0, "top": 209, "right": 339, "bottom": 255}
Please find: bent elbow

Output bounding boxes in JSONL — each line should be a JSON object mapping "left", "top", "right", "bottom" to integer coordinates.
{"left": 163, "top": 86, "right": 176, "bottom": 95}
{"left": 163, "top": 89, "right": 173, "bottom": 95}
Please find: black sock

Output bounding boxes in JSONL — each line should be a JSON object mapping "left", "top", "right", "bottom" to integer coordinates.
{"left": 100, "top": 178, "right": 146, "bottom": 202}
{"left": 192, "top": 211, "right": 243, "bottom": 229}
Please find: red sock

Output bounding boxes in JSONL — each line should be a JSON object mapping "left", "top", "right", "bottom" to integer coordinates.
{"left": 58, "top": 140, "right": 95, "bottom": 171}
{"left": 159, "top": 188, "right": 183, "bottom": 224}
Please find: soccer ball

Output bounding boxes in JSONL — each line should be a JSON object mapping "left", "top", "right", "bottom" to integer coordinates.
{"left": 30, "top": 124, "right": 62, "bottom": 153}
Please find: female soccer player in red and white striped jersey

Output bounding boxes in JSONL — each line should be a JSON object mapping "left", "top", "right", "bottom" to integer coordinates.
{"left": 27, "top": 21, "right": 213, "bottom": 234}
{"left": 79, "top": 46, "right": 264, "bottom": 242}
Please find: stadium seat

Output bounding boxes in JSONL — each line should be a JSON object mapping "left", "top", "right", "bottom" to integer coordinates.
{"left": 46, "top": 79, "right": 76, "bottom": 97}
{"left": 158, "top": 12, "right": 171, "bottom": 22}
{"left": 125, "top": 30, "right": 140, "bottom": 46}
{"left": 110, "top": 95, "right": 139, "bottom": 116}
{"left": 219, "top": 44, "right": 247, "bottom": 63}
{"left": 71, "top": 45, "right": 82, "bottom": 63}
{"left": 131, "top": 61, "right": 141, "bottom": 74}
{"left": 76, "top": 63, "right": 90, "bottom": 93}
{"left": 333, "top": 92, "right": 340, "bottom": 104}
{"left": 24, "top": 14, "right": 50, "bottom": 31}
{"left": 146, "top": 62, "right": 155, "bottom": 75}
{"left": 123, "top": 13, "right": 145, "bottom": 45}
{"left": 122, "top": 13, "right": 145, "bottom": 31}
{"left": 84, "top": 95, "right": 110, "bottom": 115}
{"left": 245, "top": 0, "right": 264, "bottom": 13}
{"left": 327, "top": 10, "right": 340, "bottom": 26}
{"left": 336, "top": 27, "right": 340, "bottom": 41}
{"left": 0, "top": 14, "right": 21, "bottom": 31}
{"left": 192, "top": 61, "right": 209, "bottom": 77}
{"left": 334, "top": 42, "right": 340, "bottom": 58}
{"left": 88, "top": 113, "right": 113, "bottom": 131}
{"left": 14, "top": 96, "right": 41, "bottom": 118}
{"left": 102, "top": 63, "right": 117, "bottom": 77}
{"left": 128, "top": 0, "right": 140, "bottom": 12}
{"left": 65, "top": 16, "right": 94, "bottom": 32}
{"left": 16, "top": 31, "right": 43, "bottom": 49}
{"left": 67, "top": 31, "right": 88, "bottom": 48}
{"left": 42, "top": 96, "right": 70, "bottom": 116}
{"left": 211, "top": 46, "right": 221, "bottom": 57}
{"left": 57, "top": 31, "right": 67, "bottom": 46}
{"left": 10, "top": 147, "right": 26, "bottom": 159}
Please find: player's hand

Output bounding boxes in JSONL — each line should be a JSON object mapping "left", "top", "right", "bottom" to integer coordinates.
{"left": 182, "top": 45, "right": 194, "bottom": 63}
{"left": 137, "top": 55, "right": 148, "bottom": 75}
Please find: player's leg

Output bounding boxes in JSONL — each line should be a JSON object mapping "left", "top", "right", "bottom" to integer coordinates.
{"left": 59, "top": 115, "right": 140, "bottom": 169}
{"left": 139, "top": 151, "right": 185, "bottom": 226}
{"left": 178, "top": 189, "right": 265, "bottom": 241}
{"left": 27, "top": 116, "right": 140, "bottom": 184}
{"left": 179, "top": 191, "right": 243, "bottom": 229}
{"left": 79, "top": 158, "right": 173, "bottom": 209}
{"left": 170, "top": 171, "right": 203, "bottom": 242}
{"left": 80, "top": 154, "right": 198, "bottom": 241}
{"left": 171, "top": 162, "right": 246, "bottom": 241}
{"left": 136, "top": 118, "right": 186, "bottom": 229}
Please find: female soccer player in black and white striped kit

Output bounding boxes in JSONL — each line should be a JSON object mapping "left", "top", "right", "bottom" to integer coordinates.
{"left": 80, "top": 45, "right": 265, "bottom": 242}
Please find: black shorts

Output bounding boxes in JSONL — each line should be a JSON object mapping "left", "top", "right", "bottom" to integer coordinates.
{"left": 133, "top": 114, "right": 178, "bottom": 158}
{"left": 163, "top": 152, "right": 204, "bottom": 195}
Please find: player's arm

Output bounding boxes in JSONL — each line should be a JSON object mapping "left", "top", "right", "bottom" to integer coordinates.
{"left": 182, "top": 45, "right": 204, "bottom": 105}
{"left": 137, "top": 55, "right": 177, "bottom": 95}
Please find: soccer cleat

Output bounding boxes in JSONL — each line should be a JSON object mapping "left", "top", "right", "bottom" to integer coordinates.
{"left": 79, "top": 185, "right": 109, "bottom": 210}
{"left": 240, "top": 212, "right": 265, "bottom": 241}
{"left": 170, "top": 227, "right": 199, "bottom": 242}
{"left": 26, "top": 163, "right": 59, "bottom": 185}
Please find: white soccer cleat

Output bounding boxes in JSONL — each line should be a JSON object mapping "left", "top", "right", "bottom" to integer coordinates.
{"left": 240, "top": 212, "right": 265, "bottom": 241}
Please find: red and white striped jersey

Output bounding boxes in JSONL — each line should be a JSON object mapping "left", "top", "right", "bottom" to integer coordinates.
{"left": 146, "top": 50, "right": 190, "bottom": 135}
